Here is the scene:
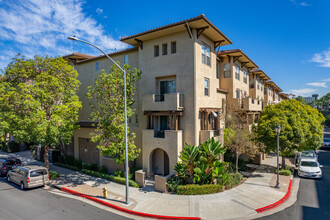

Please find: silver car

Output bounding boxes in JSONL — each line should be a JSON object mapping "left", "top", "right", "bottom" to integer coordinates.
{"left": 7, "top": 165, "right": 49, "bottom": 190}
{"left": 298, "top": 159, "right": 322, "bottom": 179}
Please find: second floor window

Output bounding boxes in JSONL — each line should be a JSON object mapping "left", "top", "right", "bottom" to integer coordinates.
{"left": 162, "top": 43, "right": 168, "bottom": 55}
{"left": 202, "top": 44, "right": 211, "bottom": 66}
{"left": 124, "top": 55, "right": 128, "bottom": 64}
{"left": 236, "top": 89, "right": 240, "bottom": 99}
{"left": 95, "top": 61, "right": 99, "bottom": 72}
{"left": 160, "top": 80, "right": 176, "bottom": 94}
{"left": 243, "top": 70, "right": 247, "bottom": 83}
{"left": 154, "top": 45, "right": 159, "bottom": 57}
{"left": 249, "top": 77, "right": 254, "bottom": 88}
{"left": 171, "top": 41, "right": 176, "bottom": 54}
{"left": 235, "top": 65, "right": 240, "bottom": 80}
{"left": 224, "top": 63, "right": 231, "bottom": 78}
{"left": 204, "top": 78, "right": 209, "bottom": 96}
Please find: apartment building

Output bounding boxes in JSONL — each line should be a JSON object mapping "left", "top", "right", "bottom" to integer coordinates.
{"left": 63, "top": 15, "right": 287, "bottom": 176}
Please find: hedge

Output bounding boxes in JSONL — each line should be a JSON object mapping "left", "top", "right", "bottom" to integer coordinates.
{"left": 81, "top": 169, "right": 140, "bottom": 188}
{"left": 177, "top": 184, "right": 223, "bottom": 195}
{"left": 54, "top": 162, "right": 81, "bottom": 171}
{"left": 275, "top": 169, "right": 292, "bottom": 176}
{"left": 49, "top": 171, "right": 60, "bottom": 180}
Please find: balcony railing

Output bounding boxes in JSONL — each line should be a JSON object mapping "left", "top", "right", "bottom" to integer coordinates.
{"left": 142, "top": 93, "right": 184, "bottom": 111}
{"left": 155, "top": 95, "right": 164, "bottom": 102}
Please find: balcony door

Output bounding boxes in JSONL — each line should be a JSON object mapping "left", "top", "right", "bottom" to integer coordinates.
{"left": 160, "top": 80, "right": 176, "bottom": 95}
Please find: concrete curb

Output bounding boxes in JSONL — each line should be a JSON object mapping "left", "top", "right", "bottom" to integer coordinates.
{"left": 53, "top": 185, "right": 201, "bottom": 220}
{"left": 255, "top": 175, "right": 294, "bottom": 213}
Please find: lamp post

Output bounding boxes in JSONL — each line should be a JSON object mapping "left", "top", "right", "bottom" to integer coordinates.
{"left": 275, "top": 125, "right": 281, "bottom": 189}
{"left": 68, "top": 36, "right": 130, "bottom": 204}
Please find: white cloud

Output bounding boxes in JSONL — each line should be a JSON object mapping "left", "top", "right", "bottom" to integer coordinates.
{"left": 96, "top": 8, "right": 103, "bottom": 14}
{"left": 305, "top": 82, "right": 327, "bottom": 88}
{"left": 290, "top": 0, "right": 311, "bottom": 6}
{"left": 0, "top": 0, "right": 126, "bottom": 69}
{"left": 323, "top": 78, "right": 330, "bottom": 82}
{"left": 290, "top": 88, "right": 317, "bottom": 96}
{"left": 310, "top": 48, "right": 330, "bottom": 67}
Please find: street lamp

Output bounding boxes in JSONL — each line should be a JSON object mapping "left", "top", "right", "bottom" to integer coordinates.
{"left": 275, "top": 125, "right": 281, "bottom": 189}
{"left": 68, "top": 36, "right": 130, "bottom": 204}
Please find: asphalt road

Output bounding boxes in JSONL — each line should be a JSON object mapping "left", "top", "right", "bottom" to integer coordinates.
{"left": 0, "top": 177, "right": 131, "bottom": 220}
{"left": 257, "top": 149, "right": 330, "bottom": 220}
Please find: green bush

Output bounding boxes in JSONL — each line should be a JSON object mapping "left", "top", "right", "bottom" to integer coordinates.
{"left": 8, "top": 141, "right": 20, "bottom": 152}
{"left": 275, "top": 169, "right": 292, "bottom": 176}
{"left": 167, "top": 176, "right": 182, "bottom": 192}
{"left": 82, "top": 163, "right": 98, "bottom": 171}
{"left": 177, "top": 184, "right": 223, "bottom": 195}
{"left": 0, "top": 142, "right": 8, "bottom": 152}
{"left": 98, "top": 166, "right": 107, "bottom": 174}
{"left": 81, "top": 169, "right": 140, "bottom": 188}
{"left": 225, "top": 173, "right": 243, "bottom": 189}
{"left": 54, "top": 162, "right": 81, "bottom": 171}
{"left": 49, "top": 171, "right": 60, "bottom": 180}
{"left": 224, "top": 151, "right": 247, "bottom": 172}
{"left": 62, "top": 156, "right": 82, "bottom": 169}
{"left": 114, "top": 170, "right": 122, "bottom": 177}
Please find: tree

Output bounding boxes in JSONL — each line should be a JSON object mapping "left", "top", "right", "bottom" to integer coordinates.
{"left": 295, "top": 96, "right": 307, "bottom": 105}
{"left": 256, "top": 99, "right": 325, "bottom": 168}
{"left": 316, "top": 93, "right": 330, "bottom": 109}
{"left": 0, "top": 55, "right": 82, "bottom": 169}
{"left": 223, "top": 111, "right": 257, "bottom": 173}
{"left": 86, "top": 63, "right": 141, "bottom": 165}
{"left": 325, "top": 114, "right": 330, "bottom": 127}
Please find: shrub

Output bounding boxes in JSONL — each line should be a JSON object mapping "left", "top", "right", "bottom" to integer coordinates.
{"left": 114, "top": 170, "right": 122, "bottom": 177}
{"left": 8, "top": 141, "right": 20, "bottom": 152}
{"left": 49, "top": 171, "right": 60, "bottom": 180}
{"left": 1, "top": 142, "right": 8, "bottom": 152}
{"left": 167, "top": 176, "right": 182, "bottom": 192}
{"left": 54, "top": 162, "right": 81, "bottom": 171}
{"left": 225, "top": 173, "right": 243, "bottom": 189}
{"left": 81, "top": 169, "right": 140, "bottom": 188}
{"left": 177, "top": 184, "right": 223, "bottom": 195}
{"left": 99, "top": 165, "right": 107, "bottom": 174}
{"left": 275, "top": 169, "right": 291, "bottom": 176}
{"left": 82, "top": 163, "right": 98, "bottom": 171}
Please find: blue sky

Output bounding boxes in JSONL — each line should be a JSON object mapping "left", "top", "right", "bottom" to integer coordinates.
{"left": 0, "top": 0, "right": 329, "bottom": 97}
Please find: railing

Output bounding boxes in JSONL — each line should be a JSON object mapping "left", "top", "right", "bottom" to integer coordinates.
{"left": 154, "top": 130, "right": 165, "bottom": 138}
{"left": 154, "top": 95, "right": 164, "bottom": 102}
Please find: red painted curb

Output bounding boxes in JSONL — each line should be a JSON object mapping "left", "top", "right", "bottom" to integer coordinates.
{"left": 61, "top": 187, "right": 201, "bottom": 220}
{"left": 255, "top": 179, "right": 293, "bottom": 213}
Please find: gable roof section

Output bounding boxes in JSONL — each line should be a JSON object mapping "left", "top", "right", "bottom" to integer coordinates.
{"left": 249, "top": 69, "right": 271, "bottom": 80}
{"left": 120, "top": 14, "right": 232, "bottom": 47}
{"left": 218, "top": 49, "right": 259, "bottom": 69}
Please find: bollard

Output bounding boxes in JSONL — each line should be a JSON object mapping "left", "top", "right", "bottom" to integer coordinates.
{"left": 103, "top": 188, "right": 107, "bottom": 198}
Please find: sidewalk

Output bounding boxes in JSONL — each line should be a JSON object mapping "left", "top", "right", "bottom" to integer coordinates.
{"left": 0, "top": 150, "right": 296, "bottom": 220}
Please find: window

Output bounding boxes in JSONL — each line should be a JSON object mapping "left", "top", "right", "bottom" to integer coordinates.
{"left": 224, "top": 63, "right": 231, "bottom": 78}
{"left": 236, "top": 89, "right": 240, "bottom": 99}
{"left": 128, "top": 116, "right": 132, "bottom": 123}
{"left": 135, "top": 115, "right": 139, "bottom": 124}
{"left": 154, "top": 45, "right": 159, "bottom": 57}
{"left": 204, "top": 78, "right": 209, "bottom": 96}
{"left": 243, "top": 70, "right": 247, "bottom": 83}
{"left": 160, "top": 80, "right": 176, "bottom": 94}
{"left": 95, "top": 61, "right": 99, "bottom": 72}
{"left": 216, "top": 62, "right": 219, "bottom": 79}
{"left": 234, "top": 65, "right": 240, "bottom": 80}
{"left": 256, "top": 77, "right": 260, "bottom": 90}
{"left": 124, "top": 55, "right": 128, "bottom": 64}
{"left": 249, "top": 77, "right": 254, "bottom": 88}
{"left": 202, "top": 44, "right": 211, "bottom": 66}
{"left": 162, "top": 43, "right": 168, "bottom": 55}
{"left": 171, "top": 41, "right": 176, "bottom": 54}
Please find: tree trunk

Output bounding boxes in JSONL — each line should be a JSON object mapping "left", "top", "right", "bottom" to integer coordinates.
{"left": 235, "top": 150, "right": 239, "bottom": 173}
{"left": 44, "top": 145, "right": 49, "bottom": 170}
{"left": 281, "top": 155, "right": 286, "bottom": 170}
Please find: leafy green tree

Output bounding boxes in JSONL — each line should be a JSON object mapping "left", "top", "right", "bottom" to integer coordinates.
{"left": 0, "top": 55, "right": 82, "bottom": 169}
{"left": 86, "top": 63, "right": 141, "bottom": 164}
{"left": 295, "top": 96, "right": 307, "bottom": 105}
{"left": 174, "top": 138, "right": 227, "bottom": 185}
{"left": 256, "top": 99, "right": 325, "bottom": 168}
{"left": 316, "top": 93, "right": 330, "bottom": 109}
{"left": 325, "top": 114, "right": 330, "bottom": 127}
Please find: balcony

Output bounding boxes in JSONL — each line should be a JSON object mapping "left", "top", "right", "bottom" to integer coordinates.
{"left": 200, "top": 129, "right": 223, "bottom": 144}
{"left": 234, "top": 97, "right": 262, "bottom": 111}
{"left": 142, "top": 129, "right": 183, "bottom": 154}
{"left": 142, "top": 93, "right": 184, "bottom": 111}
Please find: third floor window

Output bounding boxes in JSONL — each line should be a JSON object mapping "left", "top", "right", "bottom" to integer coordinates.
{"left": 162, "top": 43, "right": 168, "bottom": 55}
{"left": 154, "top": 45, "right": 159, "bottom": 57}
{"left": 171, "top": 41, "right": 176, "bottom": 54}
{"left": 224, "top": 63, "right": 231, "bottom": 78}
{"left": 235, "top": 65, "right": 240, "bottom": 80}
{"left": 243, "top": 70, "right": 247, "bottom": 83}
{"left": 202, "top": 44, "right": 211, "bottom": 66}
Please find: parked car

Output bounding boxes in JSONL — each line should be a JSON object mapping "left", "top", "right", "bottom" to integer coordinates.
{"left": 0, "top": 157, "right": 22, "bottom": 176}
{"left": 7, "top": 165, "right": 49, "bottom": 190}
{"left": 298, "top": 159, "right": 322, "bottom": 179}
{"left": 296, "top": 151, "right": 318, "bottom": 166}
{"left": 321, "top": 138, "right": 330, "bottom": 149}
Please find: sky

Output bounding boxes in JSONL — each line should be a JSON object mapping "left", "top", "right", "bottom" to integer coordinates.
{"left": 0, "top": 0, "right": 329, "bottom": 97}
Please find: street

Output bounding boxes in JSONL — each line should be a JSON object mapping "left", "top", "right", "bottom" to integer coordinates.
{"left": 257, "top": 149, "right": 330, "bottom": 220}
{"left": 0, "top": 177, "right": 131, "bottom": 220}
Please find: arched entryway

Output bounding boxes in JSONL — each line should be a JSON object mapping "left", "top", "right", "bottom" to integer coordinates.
{"left": 150, "top": 148, "right": 169, "bottom": 176}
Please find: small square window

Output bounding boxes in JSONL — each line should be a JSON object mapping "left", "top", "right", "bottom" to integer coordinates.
{"left": 154, "top": 45, "right": 159, "bottom": 57}
{"left": 171, "top": 41, "right": 176, "bottom": 54}
{"left": 162, "top": 43, "right": 168, "bottom": 55}
{"left": 95, "top": 61, "right": 99, "bottom": 72}
{"left": 204, "top": 78, "right": 209, "bottom": 96}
